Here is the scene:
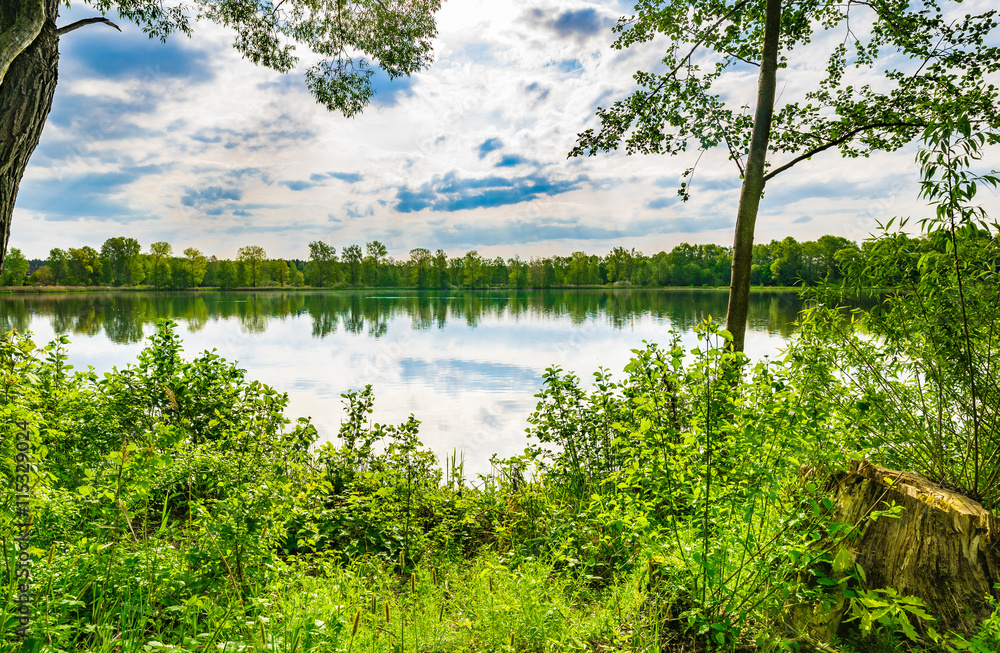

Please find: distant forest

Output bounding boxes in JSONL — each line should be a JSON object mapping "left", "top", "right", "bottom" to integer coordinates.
{"left": 4, "top": 234, "right": 866, "bottom": 289}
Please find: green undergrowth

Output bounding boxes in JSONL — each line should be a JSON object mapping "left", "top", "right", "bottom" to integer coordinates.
{"left": 3, "top": 246, "right": 1000, "bottom": 653}
{"left": 0, "top": 317, "right": 838, "bottom": 652}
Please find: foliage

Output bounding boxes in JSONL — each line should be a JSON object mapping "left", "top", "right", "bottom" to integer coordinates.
{"left": 0, "top": 247, "right": 27, "bottom": 286}
{"left": 236, "top": 245, "right": 267, "bottom": 288}
{"left": 570, "top": 0, "right": 999, "bottom": 350}
{"left": 4, "top": 255, "right": 1000, "bottom": 651}
{"left": 18, "top": 234, "right": 869, "bottom": 290}
{"left": 794, "top": 113, "right": 1000, "bottom": 509}
{"left": 523, "top": 320, "right": 850, "bottom": 645}
{"left": 572, "top": 0, "right": 999, "bottom": 191}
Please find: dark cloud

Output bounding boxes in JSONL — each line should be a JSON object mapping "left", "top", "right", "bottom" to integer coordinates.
{"left": 763, "top": 179, "right": 876, "bottom": 205}
{"left": 181, "top": 185, "right": 243, "bottom": 208}
{"left": 550, "top": 8, "right": 611, "bottom": 38}
{"left": 47, "top": 93, "right": 161, "bottom": 132}
{"left": 223, "top": 222, "right": 310, "bottom": 235}
{"left": 233, "top": 209, "right": 253, "bottom": 217}
{"left": 284, "top": 171, "right": 361, "bottom": 191}
{"left": 477, "top": 138, "right": 504, "bottom": 159}
{"left": 528, "top": 7, "right": 614, "bottom": 41}
{"left": 393, "top": 171, "right": 586, "bottom": 213}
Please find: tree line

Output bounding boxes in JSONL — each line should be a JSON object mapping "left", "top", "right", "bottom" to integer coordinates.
{"left": 3, "top": 234, "right": 866, "bottom": 290}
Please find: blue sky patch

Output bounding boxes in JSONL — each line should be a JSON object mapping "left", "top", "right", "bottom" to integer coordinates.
{"left": 477, "top": 138, "right": 504, "bottom": 159}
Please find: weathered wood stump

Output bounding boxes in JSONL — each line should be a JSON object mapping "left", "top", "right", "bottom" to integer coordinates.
{"left": 788, "top": 460, "right": 1000, "bottom": 641}
{"left": 831, "top": 460, "right": 999, "bottom": 630}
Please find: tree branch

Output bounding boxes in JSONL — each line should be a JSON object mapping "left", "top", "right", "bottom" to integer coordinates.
{"left": 635, "top": 0, "right": 757, "bottom": 114}
{"left": 0, "top": 0, "right": 46, "bottom": 87}
{"left": 56, "top": 17, "right": 122, "bottom": 37}
{"left": 763, "top": 121, "right": 924, "bottom": 181}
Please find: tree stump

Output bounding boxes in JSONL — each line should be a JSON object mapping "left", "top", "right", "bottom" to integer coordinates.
{"left": 791, "top": 460, "right": 1000, "bottom": 639}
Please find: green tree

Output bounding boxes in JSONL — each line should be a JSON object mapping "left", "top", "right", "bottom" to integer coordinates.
{"left": 68, "top": 245, "right": 102, "bottom": 285}
{"left": 183, "top": 247, "right": 207, "bottom": 288}
{"left": 508, "top": 255, "right": 527, "bottom": 288}
{"left": 237, "top": 245, "right": 267, "bottom": 287}
{"left": 816, "top": 235, "right": 857, "bottom": 281}
{"left": 0, "top": 0, "right": 444, "bottom": 268}
{"left": 606, "top": 246, "right": 637, "bottom": 284}
{"left": 769, "top": 237, "right": 802, "bottom": 287}
{"left": 409, "top": 247, "right": 431, "bottom": 288}
{"left": 0, "top": 246, "right": 28, "bottom": 285}
{"left": 567, "top": 251, "right": 596, "bottom": 286}
{"left": 308, "top": 240, "right": 338, "bottom": 287}
{"left": 342, "top": 244, "right": 363, "bottom": 286}
{"left": 148, "top": 241, "right": 173, "bottom": 289}
{"left": 462, "top": 250, "right": 484, "bottom": 288}
{"left": 47, "top": 247, "right": 67, "bottom": 285}
{"left": 365, "top": 240, "right": 388, "bottom": 286}
{"left": 572, "top": 0, "right": 1000, "bottom": 350}
{"left": 203, "top": 255, "right": 219, "bottom": 286}
{"left": 287, "top": 260, "right": 304, "bottom": 286}
{"left": 217, "top": 259, "right": 238, "bottom": 289}
{"left": 101, "top": 236, "right": 143, "bottom": 286}
{"left": 29, "top": 264, "right": 53, "bottom": 285}
{"left": 432, "top": 249, "right": 448, "bottom": 288}
{"left": 270, "top": 258, "right": 290, "bottom": 286}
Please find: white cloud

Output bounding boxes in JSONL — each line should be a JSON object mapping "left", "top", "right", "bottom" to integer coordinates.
{"left": 10, "top": 0, "right": 999, "bottom": 260}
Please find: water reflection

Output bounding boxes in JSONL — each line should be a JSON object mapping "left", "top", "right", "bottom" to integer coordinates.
{"left": 0, "top": 288, "right": 806, "bottom": 475}
{"left": 0, "top": 289, "right": 804, "bottom": 344}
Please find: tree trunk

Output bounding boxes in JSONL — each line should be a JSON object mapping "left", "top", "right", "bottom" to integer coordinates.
{"left": 0, "top": 0, "right": 59, "bottom": 268}
{"left": 789, "top": 460, "right": 1000, "bottom": 641}
{"left": 725, "top": 0, "right": 782, "bottom": 352}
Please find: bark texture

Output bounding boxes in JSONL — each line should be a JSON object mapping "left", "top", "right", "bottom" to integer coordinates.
{"left": 790, "top": 460, "right": 1000, "bottom": 640}
{"left": 0, "top": 0, "right": 44, "bottom": 86}
{"left": 834, "top": 460, "right": 999, "bottom": 630}
{"left": 0, "top": 0, "right": 58, "bottom": 266}
{"left": 725, "top": 0, "right": 781, "bottom": 352}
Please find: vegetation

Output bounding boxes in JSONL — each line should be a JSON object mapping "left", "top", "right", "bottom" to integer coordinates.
{"left": 4, "top": 111, "right": 999, "bottom": 653}
{"left": 572, "top": 0, "right": 1000, "bottom": 350}
{"left": 8, "top": 234, "right": 873, "bottom": 290}
{"left": 2, "top": 0, "right": 998, "bottom": 646}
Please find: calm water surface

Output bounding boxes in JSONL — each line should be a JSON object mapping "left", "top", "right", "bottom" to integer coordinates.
{"left": 0, "top": 289, "right": 803, "bottom": 474}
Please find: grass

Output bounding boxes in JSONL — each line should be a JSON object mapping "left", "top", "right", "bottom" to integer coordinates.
{"left": 5, "top": 539, "right": 704, "bottom": 653}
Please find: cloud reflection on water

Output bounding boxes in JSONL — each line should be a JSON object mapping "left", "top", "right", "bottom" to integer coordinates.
{"left": 1, "top": 289, "right": 803, "bottom": 474}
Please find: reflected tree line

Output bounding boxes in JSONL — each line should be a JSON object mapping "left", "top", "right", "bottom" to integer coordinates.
{"left": 0, "top": 289, "right": 805, "bottom": 344}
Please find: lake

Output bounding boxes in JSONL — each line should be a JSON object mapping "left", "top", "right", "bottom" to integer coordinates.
{"left": 0, "top": 289, "right": 803, "bottom": 474}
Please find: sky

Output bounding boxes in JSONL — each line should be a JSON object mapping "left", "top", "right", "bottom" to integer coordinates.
{"left": 10, "top": 0, "right": 1000, "bottom": 262}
